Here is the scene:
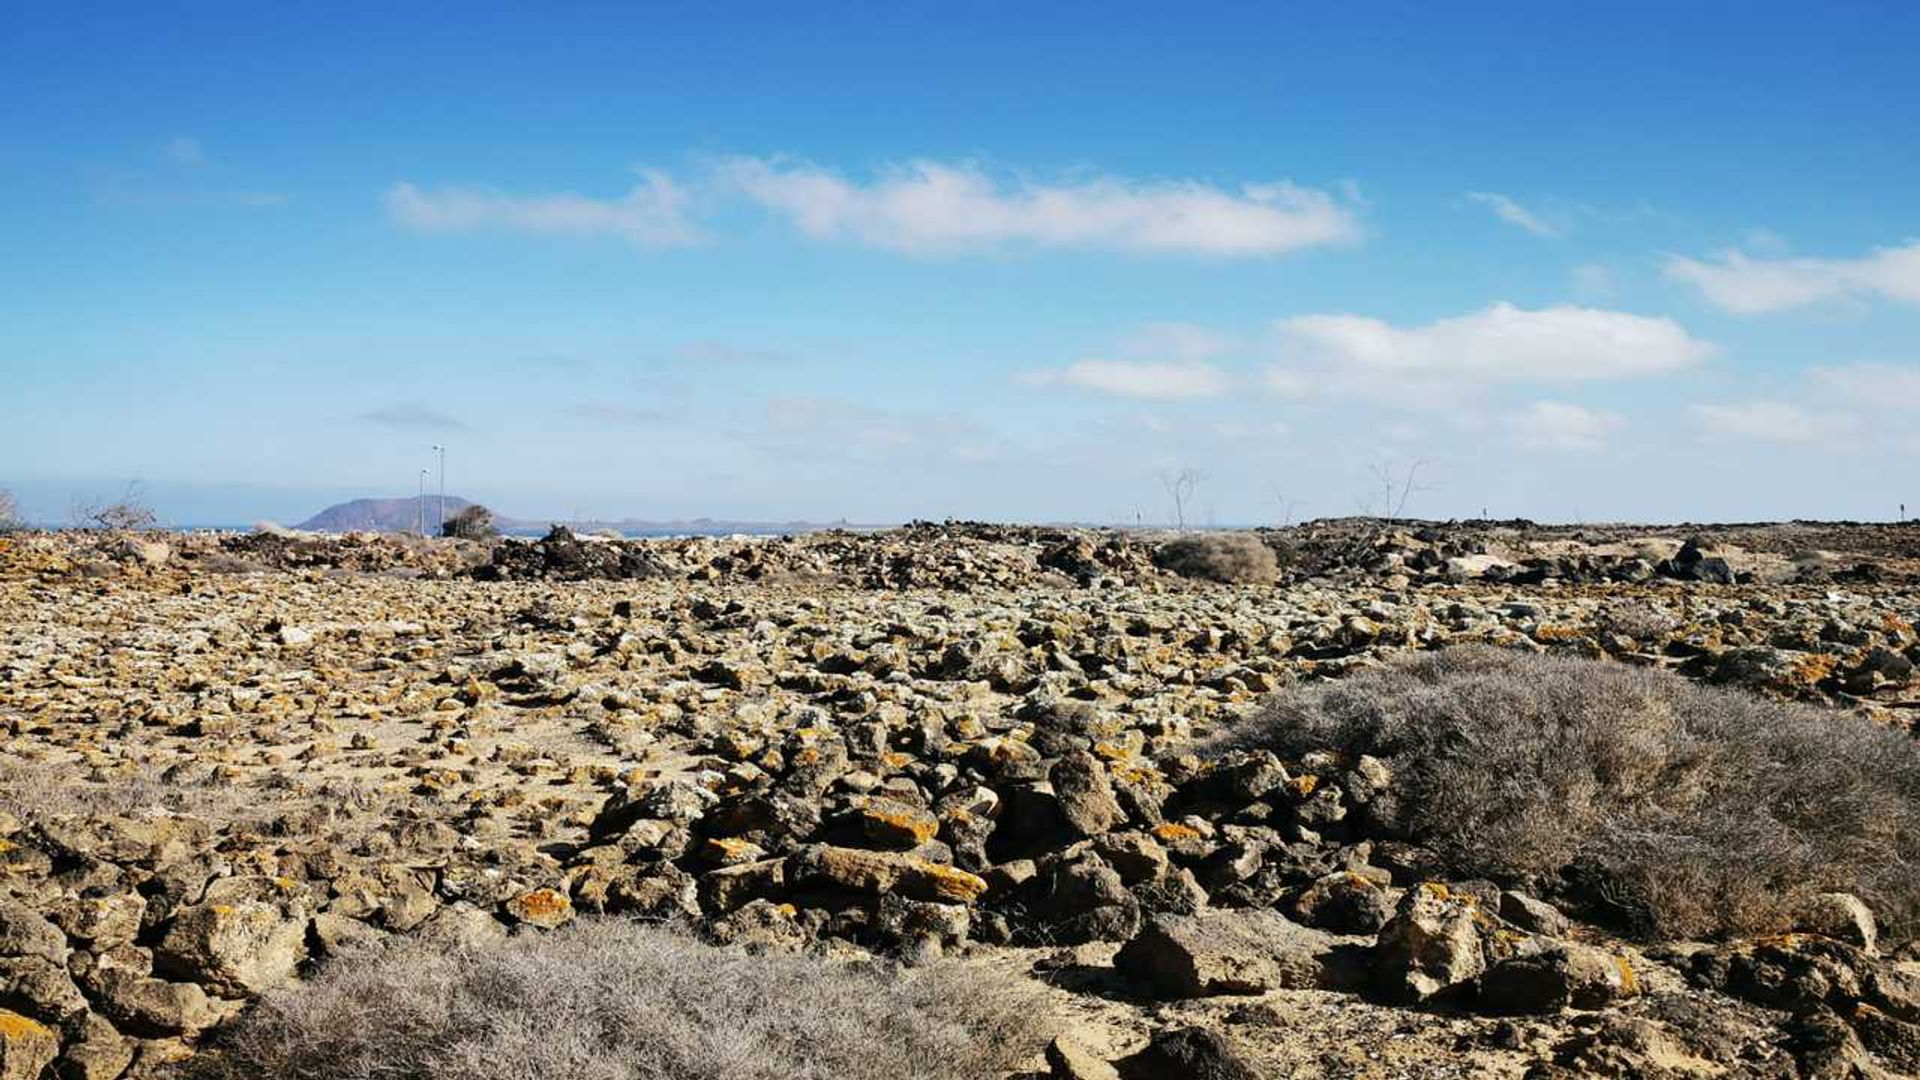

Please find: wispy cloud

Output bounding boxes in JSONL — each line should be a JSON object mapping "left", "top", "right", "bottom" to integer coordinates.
{"left": 1024, "top": 322, "right": 1238, "bottom": 399}
{"left": 87, "top": 168, "right": 289, "bottom": 209}
{"left": 359, "top": 404, "right": 466, "bottom": 431}
{"left": 163, "top": 136, "right": 205, "bottom": 165}
{"left": 720, "top": 156, "right": 1360, "bottom": 257}
{"left": 1665, "top": 240, "right": 1920, "bottom": 314}
{"left": 1511, "top": 401, "right": 1621, "bottom": 450}
{"left": 1029, "top": 359, "right": 1231, "bottom": 400}
{"left": 514, "top": 355, "right": 593, "bottom": 375}
{"left": 1690, "top": 400, "right": 1857, "bottom": 443}
{"left": 385, "top": 170, "right": 700, "bottom": 248}
{"left": 1465, "top": 191, "right": 1556, "bottom": 237}
{"left": 1811, "top": 362, "right": 1920, "bottom": 411}
{"left": 565, "top": 402, "right": 668, "bottom": 427}
{"left": 752, "top": 396, "right": 994, "bottom": 463}
{"left": 675, "top": 341, "right": 790, "bottom": 366}
{"left": 1570, "top": 262, "right": 1618, "bottom": 302}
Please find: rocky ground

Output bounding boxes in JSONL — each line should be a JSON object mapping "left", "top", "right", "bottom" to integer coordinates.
{"left": 1, "top": 520, "right": 1918, "bottom": 1079}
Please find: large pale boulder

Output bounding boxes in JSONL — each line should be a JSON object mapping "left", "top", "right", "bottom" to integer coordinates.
{"left": 156, "top": 879, "right": 309, "bottom": 996}
{"left": 1480, "top": 943, "right": 1640, "bottom": 1013}
{"left": 1115, "top": 908, "right": 1361, "bottom": 998}
{"left": 1373, "top": 883, "right": 1487, "bottom": 1003}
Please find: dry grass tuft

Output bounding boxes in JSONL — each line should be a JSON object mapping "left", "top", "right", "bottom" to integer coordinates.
{"left": 1205, "top": 645, "right": 1920, "bottom": 941}
{"left": 186, "top": 918, "right": 1050, "bottom": 1080}
{"left": 1154, "top": 533, "right": 1281, "bottom": 584}
{"left": 0, "top": 760, "right": 286, "bottom": 829}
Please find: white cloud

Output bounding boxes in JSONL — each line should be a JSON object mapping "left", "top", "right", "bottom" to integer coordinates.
{"left": 1034, "top": 304, "right": 1709, "bottom": 409}
{"left": 720, "top": 156, "right": 1358, "bottom": 256}
{"left": 1465, "top": 192, "right": 1556, "bottom": 237}
{"left": 1031, "top": 359, "right": 1230, "bottom": 400}
{"left": 1025, "top": 323, "right": 1241, "bottom": 399}
{"left": 1665, "top": 241, "right": 1920, "bottom": 314}
{"left": 1262, "top": 368, "right": 1313, "bottom": 397}
{"left": 164, "top": 136, "right": 204, "bottom": 165}
{"left": 1811, "top": 363, "right": 1920, "bottom": 410}
{"left": 1275, "top": 303, "right": 1713, "bottom": 383}
{"left": 385, "top": 171, "right": 699, "bottom": 248}
{"left": 1690, "top": 400, "right": 1857, "bottom": 443}
{"left": 1510, "top": 401, "right": 1621, "bottom": 450}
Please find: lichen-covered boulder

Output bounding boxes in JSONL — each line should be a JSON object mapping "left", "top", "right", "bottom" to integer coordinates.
{"left": 1373, "top": 883, "right": 1488, "bottom": 1004}
{"left": 0, "top": 1010, "right": 58, "bottom": 1080}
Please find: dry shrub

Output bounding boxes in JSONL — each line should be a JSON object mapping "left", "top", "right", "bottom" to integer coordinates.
{"left": 1597, "top": 601, "right": 1678, "bottom": 642}
{"left": 194, "top": 552, "right": 265, "bottom": 575}
{"left": 1206, "top": 645, "right": 1920, "bottom": 940}
{"left": 73, "top": 481, "right": 158, "bottom": 531}
{"left": 1154, "top": 533, "right": 1281, "bottom": 584}
{"left": 0, "top": 760, "right": 293, "bottom": 831}
{"left": 188, "top": 919, "right": 1050, "bottom": 1080}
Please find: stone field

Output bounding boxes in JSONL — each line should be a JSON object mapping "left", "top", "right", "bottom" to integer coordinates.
{"left": 1, "top": 519, "right": 1918, "bottom": 1078}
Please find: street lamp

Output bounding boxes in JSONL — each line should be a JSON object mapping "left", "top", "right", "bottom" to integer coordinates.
{"left": 417, "top": 468, "right": 429, "bottom": 536}
{"left": 431, "top": 445, "right": 446, "bottom": 535}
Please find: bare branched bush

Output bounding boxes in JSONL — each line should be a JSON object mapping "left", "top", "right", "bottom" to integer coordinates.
{"left": 1204, "top": 646, "right": 1920, "bottom": 940}
{"left": 1161, "top": 468, "right": 1204, "bottom": 530}
{"left": 441, "top": 504, "right": 498, "bottom": 540}
{"left": 1154, "top": 533, "right": 1282, "bottom": 584}
{"left": 0, "top": 488, "right": 19, "bottom": 531}
{"left": 187, "top": 919, "right": 1050, "bottom": 1080}
{"left": 72, "top": 481, "right": 158, "bottom": 531}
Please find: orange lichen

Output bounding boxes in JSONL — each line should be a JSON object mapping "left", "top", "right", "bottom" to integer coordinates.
{"left": 705, "top": 837, "right": 758, "bottom": 860}
{"left": 1613, "top": 954, "right": 1638, "bottom": 995}
{"left": 0, "top": 1009, "right": 52, "bottom": 1039}
{"left": 1788, "top": 653, "right": 1839, "bottom": 687}
{"left": 509, "top": 888, "right": 571, "bottom": 921}
{"left": 900, "top": 861, "right": 988, "bottom": 904}
{"left": 862, "top": 808, "right": 937, "bottom": 844}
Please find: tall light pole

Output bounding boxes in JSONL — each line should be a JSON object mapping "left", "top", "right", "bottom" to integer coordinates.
{"left": 431, "top": 445, "right": 446, "bottom": 535}
{"left": 417, "top": 468, "right": 429, "bottom": 537}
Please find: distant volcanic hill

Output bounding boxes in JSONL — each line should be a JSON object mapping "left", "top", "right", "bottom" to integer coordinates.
{"left": 296, "top": 495, "right": 475, "bottom": 533}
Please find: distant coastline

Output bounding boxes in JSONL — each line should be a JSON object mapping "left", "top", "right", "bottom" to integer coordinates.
{"left": 284, "top": 494, "right": 869, "bottom": 538}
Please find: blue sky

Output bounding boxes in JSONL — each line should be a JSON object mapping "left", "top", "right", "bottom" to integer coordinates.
{"left": 4, "top": 3, "right": 1918, "bottom": 525}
